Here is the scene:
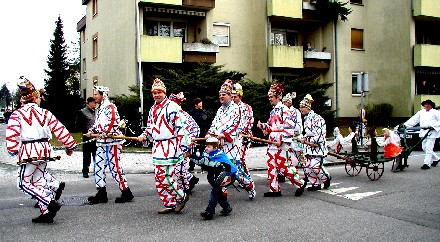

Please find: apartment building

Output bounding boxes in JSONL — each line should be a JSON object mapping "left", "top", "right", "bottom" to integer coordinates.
{"left": 77, "top": 0, "right": 440, "bottom": 122}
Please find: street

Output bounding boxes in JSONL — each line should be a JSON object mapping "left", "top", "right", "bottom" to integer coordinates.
{"left": 0, "top": 123, "right": 439, "bottom": 241}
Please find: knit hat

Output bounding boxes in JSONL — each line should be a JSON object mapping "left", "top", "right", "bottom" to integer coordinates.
{"left": 267, "top": 83, "right": 284, "bottom": 97}
{"left": 299, "top": 94, "right": 314, "bottom": 109}
{"left": 17, "top": 76, "right": 40, "bottom": 102}
{"left": 151, "top": 78, "right": 166, "bottom": 93}
{"left": 206, "top": 137, "right": 219, "bottom": 147}
{"left": 232, "top": 83, "right": 243, "bottom": 96}
{"left": 94, "top": 85, "right": 110, "bottom": 93}
{"left": 219, "top": 79, "right": 234, "bottom": 95}
{"left": 282, "top": 93, "right": 292, "bottom": 104}
{"left": 169, "top": 92, "right": 186, "bottom": 106}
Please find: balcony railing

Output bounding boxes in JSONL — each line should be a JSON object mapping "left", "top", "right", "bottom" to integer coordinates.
{"left": 140, "top": 0, "right": 215, "bottom": 9}
{"left": 414, "top": 44, "right": 440, "bottom": 68}
{"left": 140, "top": 36, "right": 182, "bottom": 63}
{"left": 269, "top": 45, "right": 303, "bottom": 68}
{"left": 267, "top": 0, "right": 302, "bottom": 19}
{"left": 183, "top": 43, "right": 219, "bottom": 63}
{"left": 303, "top": 50, "right": 331, "bottom": 69}
{"left": 413, "top": 0, "right": 440, "bottom": 19}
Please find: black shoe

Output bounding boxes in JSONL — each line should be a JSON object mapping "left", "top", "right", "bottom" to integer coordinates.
{"left": 54, "top": 182, "right": 65, "bottom": 200}
{"left": 432, "top": 160, "right": 439, "bottom": 167}
{"left": 32, "top": 213, "right": 54, "bottom": 223}
{"left": 188, "top": 176, "right": 199, "bottom": 192}
{"left": 47, "top": 200, "right": 62, "bottom": 219}
{"left": 220, "top": 207, "right": 232, "bottom": 216}
{"left": 82, "top": 173, "right": 89, "bottom": 178}
{"left": 188, "top": 167, "right": 194, "bottom": 172}
{"left": 421, "top": 164, "right": 430, "bottom": 170}
{"left": 88, "top": 187, "right": 108, "bottom": 204}
{"left": 278, "top": 174, "right": 286, "bottom": 183}
{"left": 323, "top": 177, "right": 332, "bottom": 189}
{"left": 295, "top": 186, "right": 305, "bottom": 197}
{"left": 307, "top": 185, "right": 322, "bottom": 191}
{"left": 263, "top": 191, "right": 282, "bottom": 197}
{"left": 34, "top": 202, "right": 39, "bottom": 208}
{"left": 200, "top": 211, "right": 214, "bottom": 220}
{"left": 115, "top": 188, "right": 134, "bottom": 203}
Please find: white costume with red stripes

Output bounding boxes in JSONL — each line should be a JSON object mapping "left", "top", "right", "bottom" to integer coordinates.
{"left": 261, "top": 102, "right": 304, "bottom": 192}
{"left": 89, "top": 97, "right": 129, "bottom": 191}
{"left": 237, "top": 101, "right": 254, "bottom": 175}
{"left": 142, "top": 98, "right": 191, "bottom": 208}
{"left": 6, "top": 103, "right": 77, "bottom": 214}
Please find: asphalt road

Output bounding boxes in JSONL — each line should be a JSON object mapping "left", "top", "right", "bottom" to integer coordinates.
{"left": 0, "top": 124, "right": 439, "bottom": 241}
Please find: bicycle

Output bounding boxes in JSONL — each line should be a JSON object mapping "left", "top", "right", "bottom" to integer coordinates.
{"left": 119, "top": 117, "right": 145, "bottom": 147}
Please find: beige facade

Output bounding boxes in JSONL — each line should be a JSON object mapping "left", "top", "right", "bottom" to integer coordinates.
{"left": 78, "top": 0, "right": 440, "bottom": 122}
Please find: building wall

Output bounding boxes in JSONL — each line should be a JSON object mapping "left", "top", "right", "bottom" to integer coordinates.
{"left": 81, "top": 0, "right": 138, "bottom": 97}
{"left": 211, "top": 0, "right": 268, "bottom": 83}
{"left": 336, "top": 0, "right": 414, "bottom": 118}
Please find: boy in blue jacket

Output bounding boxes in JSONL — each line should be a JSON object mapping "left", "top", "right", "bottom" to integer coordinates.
{"left": 190, "top": 137, "right": 237, "bottom": 220}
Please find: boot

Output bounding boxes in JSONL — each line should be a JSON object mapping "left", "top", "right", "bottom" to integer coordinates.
{"left": 323, "top": 176, "right": 332, "bottom": 189}
{"left": 175, "top": 194, "right": 189, "bottom": 213}
{"left": 115, "top": 188, "right": 134, "bottom": 203}
{"left": 32, "top": 213, "right": 54, "bottom": 223}
{"left": 47, "top": 200, "right": 62, "bottom": 219}
{"left": 295, "top": 182, "right": 307, "bottom": 197}
{"left": 200, "top": 211, "right": 214, "bottom": 220}
{"left": 188, "top": 176, "right": 199, "bottom": 193}
{"left": 220, "top": 206, "right": 232, "bottom": 216}
{"left": 88, "top": 187, "right": 108, "bottom": 204}
{"left": 54, "top": 182, "right": 65, "bottom": 200}
{"left": 263, "top": 191, "right": 282, "bottom": 197}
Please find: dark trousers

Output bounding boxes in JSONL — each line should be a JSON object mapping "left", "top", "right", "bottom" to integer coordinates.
{"left": 82, "top": 137, "right": 96, "bottom": 174}
{"left": 205, "top": 185, "right": 231, "bottom": 214}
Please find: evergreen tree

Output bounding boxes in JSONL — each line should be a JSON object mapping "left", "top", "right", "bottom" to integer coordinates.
{"left": 0, "top": 84, "right": 12, "bottom": 108}
{"left": 43, "top": 16, "right": 76, "bottom": 129}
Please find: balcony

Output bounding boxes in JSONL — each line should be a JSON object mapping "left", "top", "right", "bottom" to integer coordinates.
{"left": 413, "top": 0, "right": 440, "bottom": 19}
{"left": 267, "top": 0, "right": 302, "bottom": 19}
{"left": 304, "top": 51, "right": 331, "bottom": 69}
{"left": 183, "top": 43, "right": 219, "bottom": 64}
{"left": 414, "top": 44, "right": 440, "bottom": 67}
{"left": 140, "top": 0, "right": 214, "bottom": 9}
{"left": 269, "top": 45, "right": 303, "bottom": 68}
{"left": 140, "top": 36, "right": 182, "bottom": 63}
{"left": 140, "top": 0, "right": 182, "bottom": 5}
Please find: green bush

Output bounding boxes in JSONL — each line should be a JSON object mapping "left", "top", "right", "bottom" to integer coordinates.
{"left": 365, "top": 103, "right": 393, "bottom": 127}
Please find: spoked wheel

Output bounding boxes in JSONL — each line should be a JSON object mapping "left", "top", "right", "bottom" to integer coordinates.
{"left": 366, "top": 162, "right": 384, "bottom": 181}
{"left": 345, "top": 161, "right": 362, "bottom": 177}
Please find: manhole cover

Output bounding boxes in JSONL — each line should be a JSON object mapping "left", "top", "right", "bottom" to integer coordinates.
{"left": 59, "top": 196, "right": 89, "bottom": 206}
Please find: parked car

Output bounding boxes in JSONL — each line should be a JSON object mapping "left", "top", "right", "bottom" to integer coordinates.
{"left": 396, "top": 126, "right": 440, "bottom": 151}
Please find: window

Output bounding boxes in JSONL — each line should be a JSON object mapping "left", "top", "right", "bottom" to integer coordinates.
{"left": 92, "top": 0, "right": 98, "bottom": 17}
{"left": 352, "top": 72, "right": 363, "bottom": 95}
{"left": 350, "top": 0, "right": 362, "bottom": 4}
{"left": 81, "top": 30, "right": 86, "bottom": 43}
{"left": 351, "top": 28, "right": 364, "bottom": 49}
{"left": 146, "top": 21, "right": 187, "bottom": 41}
{"left": 82, "top": 58, "right": 86, "bottom": 73}
{"left": 92, "top": 33, "right": 98, "bottom": 60}
{"left": 270, "top": 29, "right": 298, "bottom": 46}
{"left": 213, "top": 23, "right": 230, "bottom": 47}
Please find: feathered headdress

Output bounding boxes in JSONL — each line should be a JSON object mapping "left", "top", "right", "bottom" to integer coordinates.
{"left": 151, "top": 78, "right": 166, "bottom": 93}
{"left": 169, "top": 92, "right": 186, "bottom": 106}
{"left": 17, "top": 76, "right": 39, "bottom": 102}
{"left": 219, "top": 79, "right": 234, "bottom": 95}
{"left": 300, "top": 94, "right": 314, "bottom": 109}
{"left": 268, "top": 83, "right": 284, "bottom": 97}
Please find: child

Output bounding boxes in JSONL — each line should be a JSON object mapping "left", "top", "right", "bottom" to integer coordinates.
{"left": 381, "top": 128, "right": 403, "bottom": 159}
{"left": 327, "top": 124, "right": 357, "bottom": 153}
{"left": 189, "top": 137, "right": 237, "bottom": 220}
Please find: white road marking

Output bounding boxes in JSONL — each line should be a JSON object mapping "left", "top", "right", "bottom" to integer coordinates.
{"left": 338, "top": 191, "right": 382, "bottom": 201}
{"left": 319, "top": 187, "right": 359, "bottom": 195}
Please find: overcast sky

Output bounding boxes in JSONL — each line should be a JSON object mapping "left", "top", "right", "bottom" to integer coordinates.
{"left": 0, "top": 1, "right": 86, "bottom": 92}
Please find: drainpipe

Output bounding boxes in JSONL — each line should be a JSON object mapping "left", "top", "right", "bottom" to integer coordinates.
{"left": 334, "top": 19, "right": 339, "bottom": 119}
{"left": 267, "top": 17, "right": 271, "bottom": 82}
{"left": 136, "top": 0, "right": 144, "bottom": 126}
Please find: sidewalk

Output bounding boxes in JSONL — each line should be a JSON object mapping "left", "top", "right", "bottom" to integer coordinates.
{"left": 36, "top": 146, "right": 344, "bottom": 174}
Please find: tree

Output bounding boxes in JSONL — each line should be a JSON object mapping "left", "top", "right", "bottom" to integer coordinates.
{"left": 112, "top": 63, "right": 336, "bottom": 136}
{"left": 0, "top": 84, "right": 12, "bottom": 108}
{"left": 314, "top": 0, "right": 352, "bottom": 22}
{"left": 43, "top": 16, "right": 80, "bottom": 130}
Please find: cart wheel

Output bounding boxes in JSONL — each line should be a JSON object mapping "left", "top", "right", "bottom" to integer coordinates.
{"left": 345, "top": 161, "right": 362, "bottom": 177}
{"left": 366, "top": 162, "right": 384, "bottom": 181}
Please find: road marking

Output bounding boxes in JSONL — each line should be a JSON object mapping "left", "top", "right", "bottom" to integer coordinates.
{"left": 338, "top": 191, "right": 382, "bottom": 201}
{"left": 319, "top": 187, "right": 359, "bottom": 195}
